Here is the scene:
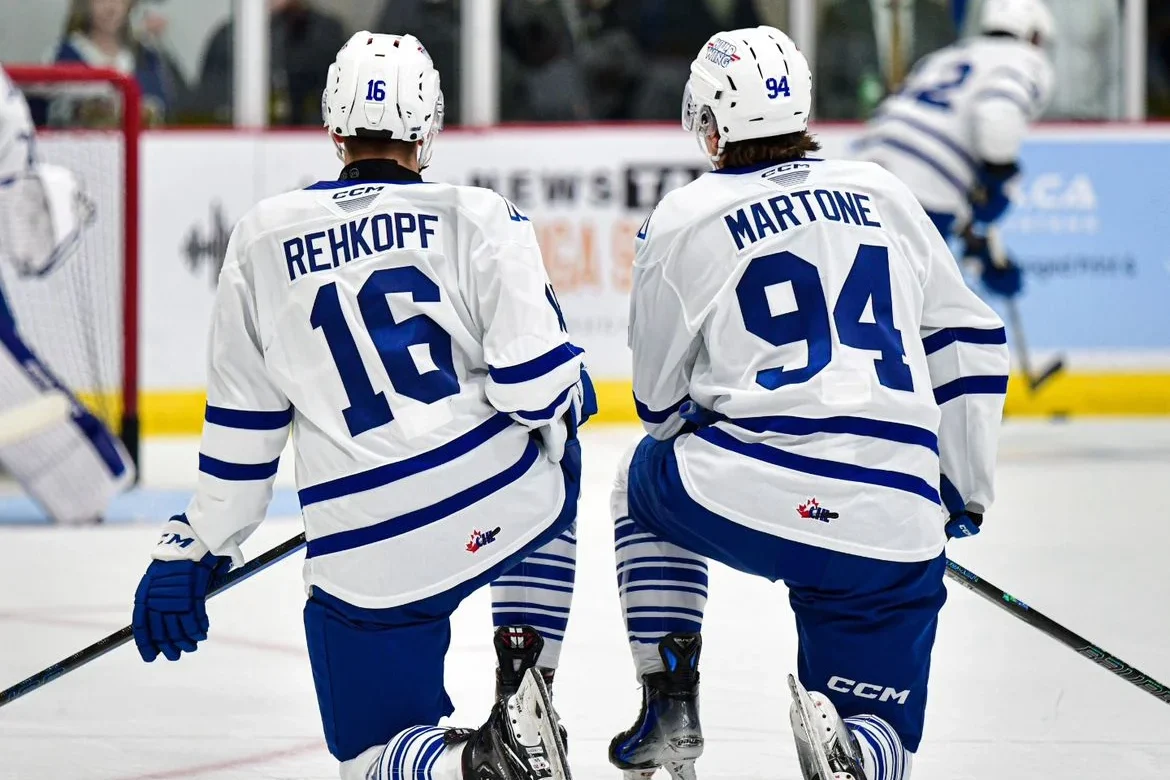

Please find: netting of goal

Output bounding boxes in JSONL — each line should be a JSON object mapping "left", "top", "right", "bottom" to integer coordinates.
{"left": 3, "top": 65, "right": 139, "bottom": 466}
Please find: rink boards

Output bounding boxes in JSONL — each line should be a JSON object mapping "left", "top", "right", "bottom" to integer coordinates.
{"left": 118, "top": 124, "right": 1170, "bottom": 433}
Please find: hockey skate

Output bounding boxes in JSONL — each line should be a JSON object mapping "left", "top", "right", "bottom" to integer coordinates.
{"left": 787, "top": 675, "right": 867, "bottom": 780}
{"left": 450, "top": 666, "right": 572, "bottom": 780}
{"left": 609, "top": 633, "right": 704, "bottom": 780}
{"left": 494, "top": 624, "right": 556, "bottom": 699}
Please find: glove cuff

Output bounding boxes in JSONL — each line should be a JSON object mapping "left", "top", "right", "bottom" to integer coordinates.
{"left": 151, "top": 515, "right": 213, "bottom": 563}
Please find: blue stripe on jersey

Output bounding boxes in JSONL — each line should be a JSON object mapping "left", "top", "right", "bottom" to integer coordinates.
{"left": 513, "top": 386, "right": 572, "bottom": 422}
{"left": 489, "top": 343, "right": 583, "bottom": 384}
{"left": 989, "top": 66, "right": 1039, "bottom": 99}
{"left": 298, "top": 413, "right": 512, "bottom": 507}
{"left": 870, "top": 136, "right": 968, "bottom": 194}
{"left": 974, "top": 88, "right": 1032, "bottom": 113}
{"left": 634, "top": 395, "right": 689, "bottom": 425}
{"left": 493, "top": 600, "right": 571, "bottom": 614}
{"left": 939, "top": 473, "right": 965, "bottom": 515}
{"left": 698, "top": 427, "right": 941, "bottom": 505}
{"left": 933, "top": 375, "right": 1009, "bottom": 405}
{"left": 723, "top": 415, "right": 938, "bottom": 453}
{"left": 876, "top": 113, "right": 978, "bottom": 169}
{"left": 204, "top": 405, "right": 293, "bottom": 430}
{"left": 617, "top": 555, "right": 709, "bottom": 571}
{"left": 524, "top": 551, "right": 576, "bottom": 566}
{"left": 198, "top": 454, "right": 280, "bottom": 481}
{"left": 626, "top": 604, "right": 707, "bottom": 619}
{"left": 618, "top": 565, "right": 710, "bottom": 587}
{"left": 491, "top": 611, "right": 569, "bottom": 632}
{"left": 922, "top": 327, "right": 1007, "bottom": 355}
{"left": 305, "top": 439, "right": 541, "bottom": 558}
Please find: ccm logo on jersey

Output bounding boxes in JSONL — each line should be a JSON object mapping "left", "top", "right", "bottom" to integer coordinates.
{"left": 331, "top": 185, "right": 385, "bottom": 201}
{"left": 827, "top": 676, "right": 910, "bottom": 705}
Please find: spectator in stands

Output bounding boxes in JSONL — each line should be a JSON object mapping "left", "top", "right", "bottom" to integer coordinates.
{"left": 499, "top": 0, "right": 588, "bottom": 121}
{"left": 196, "top": 0, "right": 346, "bottom": 126}
{"left": 374, "top": 0, "right": 462, "bottom": 125}
{"left": 50, "top": 0, "right": 181, "bottom": 125}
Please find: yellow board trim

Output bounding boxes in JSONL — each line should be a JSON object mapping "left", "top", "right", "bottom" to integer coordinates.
{"left": 137, "top": 373, "right": 1170, "bottom": 437}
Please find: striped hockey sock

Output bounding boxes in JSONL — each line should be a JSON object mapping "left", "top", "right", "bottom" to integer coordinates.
{"left": 361, "top": 726, "right": 463, "bottom": 780}
{"left": 490, "top": 524, "right": 577, "bottom": 669}
{"left": 846, "top": 715, "right": 913, "bottom": 780}
{"left": 614, "top": 513, "right": 708, "bottom": 679}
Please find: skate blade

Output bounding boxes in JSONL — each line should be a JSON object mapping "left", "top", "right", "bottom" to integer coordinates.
{"left": 787, "top": 675, "right": 837, "bottom": 780}
{"left": 664, "top": 760, "right": 697, "bottom": 780}
{"left": 513, "top": 667, "right": 572, "bottom": 780}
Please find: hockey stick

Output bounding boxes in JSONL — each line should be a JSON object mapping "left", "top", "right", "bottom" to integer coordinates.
{"left": 0, "top": 532, "right": 306, "bottom": 709}
{"left": 0, "top": 391, "right": 73, "bottom": 447}
{"left": 945, "top": 558, "right": 1170, "bottom": 706}
{"left": 962, "top": 225, "right": 1065, "bottom": 392}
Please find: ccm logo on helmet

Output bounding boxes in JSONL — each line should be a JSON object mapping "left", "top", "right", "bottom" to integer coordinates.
{"left": 827, "top": 676, "right": 911, "bottom": 705}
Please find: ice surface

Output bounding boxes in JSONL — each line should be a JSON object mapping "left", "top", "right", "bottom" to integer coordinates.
{"left": 1, "top": 422, "right": 1168, "bottom": 779}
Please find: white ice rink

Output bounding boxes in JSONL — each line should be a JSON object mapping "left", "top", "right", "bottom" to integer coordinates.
{"left": 1, "top": 422, "right": 1168, "bottom": 779}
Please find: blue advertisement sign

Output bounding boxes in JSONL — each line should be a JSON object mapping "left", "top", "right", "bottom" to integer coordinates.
{"left": 1002, "top": 136, "right": 1170, "bottom": 351}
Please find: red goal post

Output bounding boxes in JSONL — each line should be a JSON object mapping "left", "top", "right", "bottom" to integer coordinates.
{"left": 3, "top": 65, "right": 140, "bottom": 467}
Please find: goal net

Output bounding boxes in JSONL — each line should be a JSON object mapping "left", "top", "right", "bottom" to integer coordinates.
{"left": 3, "top": 65, "right": 139, "bottom": 466}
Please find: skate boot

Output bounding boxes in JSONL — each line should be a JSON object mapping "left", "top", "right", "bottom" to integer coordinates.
{"left": 494, "top": 624, "right": 556, "bottom": 698}
{"left": 448, "top": 667, "right": 571, "bottom": 780}
{"left": 608, "top": 633, "right": 704, "bottom": 780}
{"left": 788, "top": 675, "right": 868, "bottom": 780}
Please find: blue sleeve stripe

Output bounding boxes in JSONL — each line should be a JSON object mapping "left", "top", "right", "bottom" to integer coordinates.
{"left": 634, "top": 395, "right": 689, "bottom": 425}
{"left": 697, "top": 427, "right": 941, "bottom": 505}
{"left": 725, "top": 414, "right": 938, "bottom": 453}
{"left": 974, "top": 89, "right": 1032, "bottom": 113}
{"left": 204, "top": 405, "right": 293, "bottom": 430}
{"left": 870, "top": 137, "right": 969, "bottom": 196}
{"left": 299, "top": 413, "right": 512, "bottom": 507}
{"left": 922, "top": 327, "right": 1008, "bottom": 355}
{"left": 512, "top": 387, "right": 572, "bottom": 422}
{"left": 875, "top": 113, "right": 977, "bottom": 169}
{"left": 933, "top": 375, "right": 1010, "bottom": 405}
{"left": 306, "top": 440, "right": 540, "bottom": 558}
{"left": 198, "top": 454, "right": 280, "bottom": 481}
{"left": 939, "top": 473, "right": 966, "bottom": 515}
{"left": 489, "top": 343, "right": 583, "bottom": 385}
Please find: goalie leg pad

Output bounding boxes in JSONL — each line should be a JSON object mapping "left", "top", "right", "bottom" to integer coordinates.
{"left": 0, "top": 317, "right": 132, "bottom": 522}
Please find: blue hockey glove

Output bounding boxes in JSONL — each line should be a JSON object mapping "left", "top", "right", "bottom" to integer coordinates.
{"left": 132, "top": 516, "right": 231, "bottom": 662}
{"left": 969, "top": 161, "right": 1019, "bottom": 224}
{"left": 945, "top": 510, "right": 983, "bottom": 540}
{"left": 963, "top": 232, "right": 1024, "bottom": 299}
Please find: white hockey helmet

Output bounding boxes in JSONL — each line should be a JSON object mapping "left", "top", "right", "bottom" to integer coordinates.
{"left": 980, "top": 0, "right": 1054, "bottom": 45}
{"left": 682, "top": 26, "right": 812, "bottom": 162}
{"left": 321, "top": 31, "right": 444, "bottom": 166}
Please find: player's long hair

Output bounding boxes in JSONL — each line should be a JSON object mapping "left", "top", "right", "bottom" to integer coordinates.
{"left": 719, "top": 131, "right": 822, "bottom": 170}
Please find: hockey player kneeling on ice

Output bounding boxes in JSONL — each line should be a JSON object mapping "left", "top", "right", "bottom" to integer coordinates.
{"left": 0, "top": 66, "right": 134, "bottom": 523}
{"left": 609, "top": 26, "right": 1008, "bottom": 780}
{"left": 130, "top": 33, "right": 590, "bottom": 780}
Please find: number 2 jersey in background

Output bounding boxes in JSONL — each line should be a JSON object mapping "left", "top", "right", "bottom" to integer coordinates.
{"left": 630, "top": 158, "right": 1008, "bottom": 564}
{"left": 183, "top": 161, "right": 585, "bottom": 609}
{"left": 854, "top": 35, "right": 1054, "bottom": 229}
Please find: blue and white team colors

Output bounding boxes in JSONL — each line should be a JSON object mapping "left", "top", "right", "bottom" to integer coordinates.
{"left": 0, "top": 66, "right": 133, "bottom": 523}
{"left": 630, "top": 158, "right": 1009, "bottom": 562}
{"left": 185, "top": 175, "right": 585, "bottom": 608}
{"left": 855, "top": 21, "right": 1053, "bottom": 229}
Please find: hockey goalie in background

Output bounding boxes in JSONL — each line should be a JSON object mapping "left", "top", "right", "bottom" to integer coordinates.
{"left": 0, "top": 66, "right": 134, "bottom": 523}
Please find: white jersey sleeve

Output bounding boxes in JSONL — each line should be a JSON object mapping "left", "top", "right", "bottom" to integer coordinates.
{"left": 472, "top": 198, "right": 584, "bottom": 429}
{"left": 630, "top": 215, "right": 700, "bottom": 440}
{"left": 912, "top": 208, "right": 1009, "bottom": 514}
{"left": 971, "top": 45, "right": 1054, "bottom": 163}
{"left": 184, "top": 224, "right": 291, "bottom": 567}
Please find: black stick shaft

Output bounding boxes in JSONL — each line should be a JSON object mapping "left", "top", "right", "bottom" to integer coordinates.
{"left": 0, "top": 533, "right": 306, "bottom": 709}
{"left": 945, "top": 559, "right": 1170, "bottom": 705}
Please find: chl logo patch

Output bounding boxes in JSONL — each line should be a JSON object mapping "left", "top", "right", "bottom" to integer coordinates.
{"left": 797, "top": 498, "right": 839, "bottom": 523}
{"left": 466, "top": 527, "right": 501, "bottom": 553}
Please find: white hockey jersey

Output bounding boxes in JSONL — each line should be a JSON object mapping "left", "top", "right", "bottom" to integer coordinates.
{"left": 855, "top": 36, "right": 1054, "bottom": 224}
{"left": 184, "top": 159, "right": 585, "bottom": 609}
{"left": 631, "top": 158, "right": 1008, "bottom": 562}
